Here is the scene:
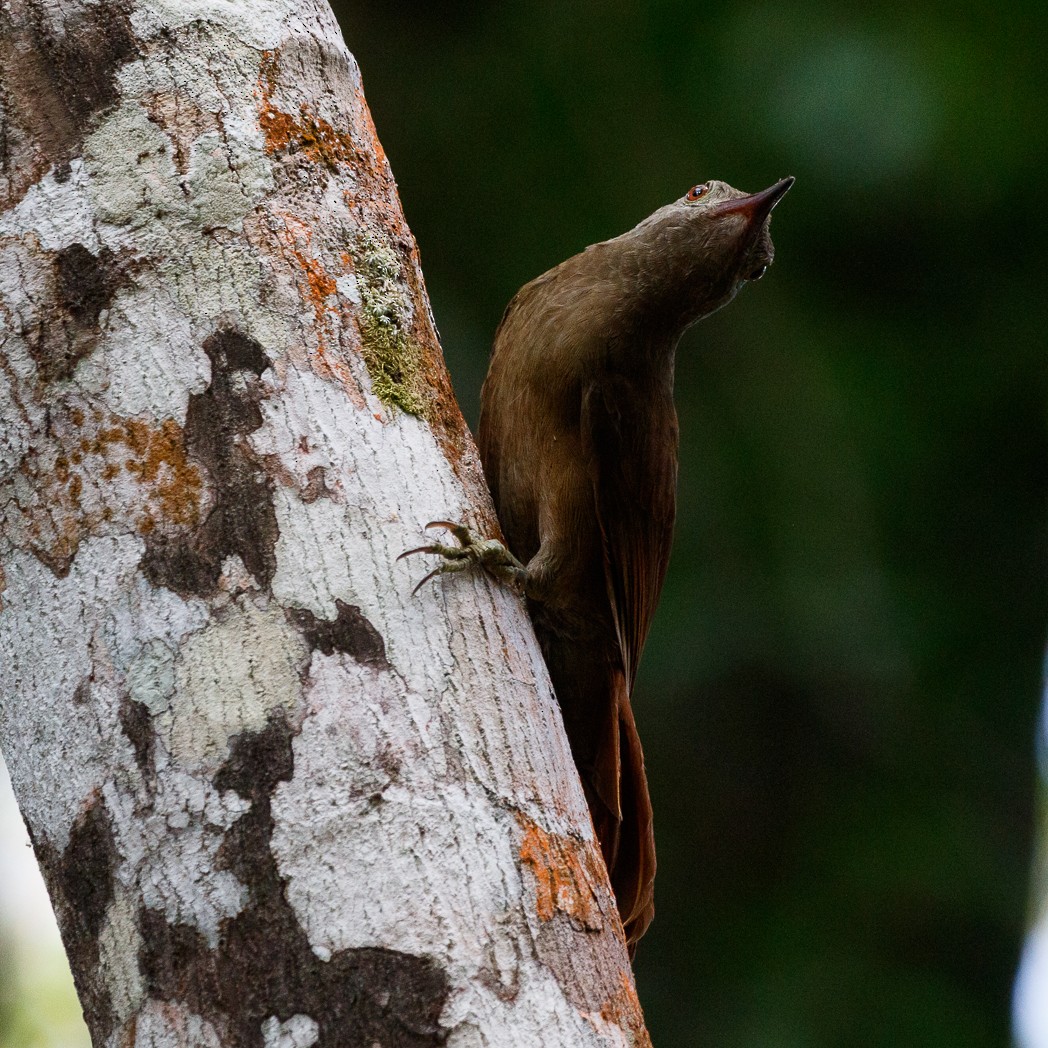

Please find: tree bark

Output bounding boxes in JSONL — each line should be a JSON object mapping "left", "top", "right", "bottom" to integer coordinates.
{"left": 0, "top": 2, "right": 650, "bottom": 1046}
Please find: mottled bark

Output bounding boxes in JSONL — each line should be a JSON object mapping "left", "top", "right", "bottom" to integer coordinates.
{"left": 0, "top": 1, "right": 651, "bottom": 1046}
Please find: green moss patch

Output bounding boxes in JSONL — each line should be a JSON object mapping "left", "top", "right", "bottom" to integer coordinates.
{"left": 352, "top": 234, "right": 427, "bottom": 417}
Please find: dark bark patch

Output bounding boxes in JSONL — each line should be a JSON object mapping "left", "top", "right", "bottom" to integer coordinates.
{"left": 213, "top": 708, "right": 296, "bottom": 800}
{"left": 55, "top": 243, "right": 122, "bottom": 327}
{"left": 139, "top": 534, "right": 221, "bottom": 597}
{"left": 34, "top": 794, "right": 119, "bottom": 1042}
{"left": 29, "top": 543, "right": 74, "bottom": 578}
{"left": 202, "top": 327, "right": 270, "bottom": 376}
{"left": 300, "top": 464, "right": 330, "bottom": 503}
{"left": 139, "top": 711, "right": 449, "bottom": 1046}
{"left": 30, "top": 5, "right": 137, "bottom": 131}
{"left": 28, "top": 243, "right": 128, "bottom": 382}
{"left": 141, "top": 328, "right": 278, "bottom": 599}
{"left": 0, "top": 2, "right": 137, "bottom": 206}
{"left": 287, "top": 600, "right": 389, "bottom": 669}
{"left": 60, "top": 798, "right": 117, "bottom": 950}
{"left": 119, "top": 695, "right": 156, "bottom": 782}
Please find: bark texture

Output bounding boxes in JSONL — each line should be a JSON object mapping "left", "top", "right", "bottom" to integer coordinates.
{"left": 0, "top": 2, "right": 650, "bottom": 1045}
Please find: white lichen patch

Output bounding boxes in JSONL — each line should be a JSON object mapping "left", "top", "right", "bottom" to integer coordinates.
{"left": 443, "top": 966, "right": 616, "bottom": 1048}
{"left": 270, "top": 487, "right": 357, "bottom": 620}
{"left": 102, "top": 571, "right": 210, "bottom": 681}
{"left": 125, "top": 639, "right": 177, "bottom": 715}
{"left": 169, "top": 594, "right": 307, "bottom": 770}
{"left": 161, "top": 236, "right": 295, "bottom": 352}
{"left": 131, "top": 0, "right": 323, "bottom": 51}
{"left": 273, "top": 655, "right": 520, "bottom": 986}
{"left": 130, "top": 1000, "right": 223, "bottom": 1048}
{"left": 217, "top": 554, "right": 259, "bottom": 598}
{"left": 261, "top": 1014, "right": 319, "bottom": 1048}
{"left": 0, "top": 332, "right": 40, "bottom": 476}
{"left": 186, "top": 116, "right": 273, "bottom": 232}
{"left": 250, "top": 365, "right": 360, "bottom": 483}
{"left": 335, "top": 272, "right": 361, "bottom": 305}
{"left": 74, "top": 283, "right": 209, "bottom": 422}
{"left": 99, "top": 886, "right": 147, "bottom": 1024}
{"left": 0, "top": 159, "right": 101, "bottom": 251}
{"left": 83, "top": 74, "right": 276, "bottom": 264}
{"left": 83, "top": 99, "right": 188, "bottom": 239}
{"left": 116, "top": 42, "right": 233, "bottom": 123}
{"left": 0, "top": 536, "right": 145, "bottom": 851}
{"left": 291, "top": 652, "right": 446, "bottom": 796}
{"left": 277, "top": 777, "right": 520, "bottom": 976}
{"left": 105, "top": 769, "right": 250, "bottom": 947}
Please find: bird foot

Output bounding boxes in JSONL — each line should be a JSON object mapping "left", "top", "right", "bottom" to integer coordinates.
{"left": 399, "top": 520, "right": 528, "bottom": 596}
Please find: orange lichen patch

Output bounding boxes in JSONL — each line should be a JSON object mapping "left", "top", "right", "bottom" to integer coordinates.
{"left": 12, "top": 407, "right": 206, "bottom": 572}
{"left": 595, "top": 970, "right": 652, "bottom": 1047}
{"left": 67, "top": 415, "right": 204, "bottom": 531}
{"left": 257, "top": 51, "right": 359, "bottom": 171}
{"left": 352, "top": 82, "right": 389, "bottom": 176}
{"left": 268, "top": 214, "right": 356, "bottom": 393}
{"left": 300, "top": 253, "right": 338, "bottom": 316}
{"left": 252, "top": 47, "right": 486, "bottom": 500}
{"left": 517, "top": 813, "right": 605, "bottom": 932}
{"left": 120, "top": 418, "right": 204, "bottom": 530}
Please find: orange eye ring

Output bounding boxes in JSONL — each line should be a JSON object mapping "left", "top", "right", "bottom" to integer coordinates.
{"left": 686, "top": 183, "right": 710, "bottom": 202}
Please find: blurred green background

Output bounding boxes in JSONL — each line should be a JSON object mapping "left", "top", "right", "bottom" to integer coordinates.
{"left": 2, "top": 2, "right": 1046, "bottom": 1046}
{"left": 335, "top": 2, "right": 1047, "bottom": 1046}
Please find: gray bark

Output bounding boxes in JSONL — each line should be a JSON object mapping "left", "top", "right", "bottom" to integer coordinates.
{"left": 0, "top": 1, "right": 651, "bottom": 1046}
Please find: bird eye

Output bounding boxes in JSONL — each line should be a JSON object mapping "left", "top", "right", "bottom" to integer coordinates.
{"left": 686, "top": 184, "right": 710, "bottom": 202}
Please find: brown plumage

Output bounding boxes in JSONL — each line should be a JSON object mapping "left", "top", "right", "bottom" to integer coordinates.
{"left": 406, "top": 176, "right": 792, "bottom": 952}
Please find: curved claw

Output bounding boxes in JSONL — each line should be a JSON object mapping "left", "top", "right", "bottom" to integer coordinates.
{"left": 410, "top": 565, "right": 446, "bottom": 596}
{"left": 424, "top": 520, "right": 473, "bottom": 546}
{"left": 402, "top": 520, "right": 524, "bottom": 598}
{"left": 398, "top": 544, "right": 439, "bottom": 562}
{"left": 401, "top": 524, "right": 473, "bottom": 595}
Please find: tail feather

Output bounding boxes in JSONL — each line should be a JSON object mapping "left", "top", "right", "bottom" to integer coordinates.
{"left": 590, "top": 671, "right": 655, "bottom": 952}
{"left": 536, "top": 624, "right": 656, "bottom": 953}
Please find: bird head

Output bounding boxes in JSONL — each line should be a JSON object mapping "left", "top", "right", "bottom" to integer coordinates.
{"left": 621, "top": 176, "right": 794, "bottom": 329}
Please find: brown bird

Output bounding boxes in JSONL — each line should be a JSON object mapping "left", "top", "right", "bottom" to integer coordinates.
{"left": 403, "top": 176, "right": 793, "bottom": 953}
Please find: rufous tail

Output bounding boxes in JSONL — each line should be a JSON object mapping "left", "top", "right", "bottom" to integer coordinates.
{"left": 588, "top": 670, "right": 656, "bottom": 954}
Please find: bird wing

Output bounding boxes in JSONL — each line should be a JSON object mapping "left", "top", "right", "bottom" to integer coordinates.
{"left": 581, "top": 373, "right": 678, "bottom": 690}
{"left": 580, "top": 372, "right": 672, "bottom": 948}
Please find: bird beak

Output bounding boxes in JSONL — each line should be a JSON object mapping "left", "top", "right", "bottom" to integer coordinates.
{"left": 713, "top": 176, "right": 795, "bottom": 222}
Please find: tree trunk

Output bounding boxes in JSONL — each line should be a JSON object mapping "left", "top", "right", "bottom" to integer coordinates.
{"left": 0, "top": 2, "right": 650, "bottom": 1046}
